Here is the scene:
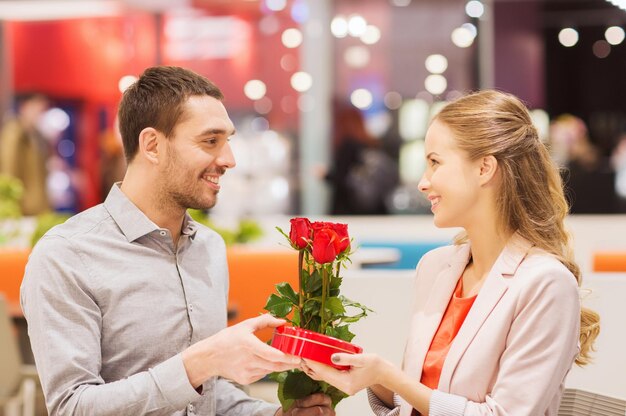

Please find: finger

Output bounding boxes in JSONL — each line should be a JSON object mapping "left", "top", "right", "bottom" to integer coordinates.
{"left": 244, "top": 314, "right": 287, "bottom": 331}
{"left": 330, "top": 352, "right": 361, "bottom": 367}
{"left": 254, "top": 340, "right": 301, "bottom": 365}
{"left": 301, "top": 359, "right": 335, "bottom": 381}
{"left": 294, "top": 393, "right": 332, "bottom": 408}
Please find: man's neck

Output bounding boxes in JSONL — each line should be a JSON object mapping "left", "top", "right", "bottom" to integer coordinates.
{"left": 120, "top": 170, "right": 185, "bottom": 246}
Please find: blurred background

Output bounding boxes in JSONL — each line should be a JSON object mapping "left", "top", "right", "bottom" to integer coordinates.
{"left": 2, "top": 2, "right": 626, "bottom": 414}
{"left": 0, "top": 0, "right": 625, "bottom": 220}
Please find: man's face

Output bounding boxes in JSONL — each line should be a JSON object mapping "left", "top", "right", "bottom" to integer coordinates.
{"left": 159, "top": 95, "right": 236, "bottom": 211}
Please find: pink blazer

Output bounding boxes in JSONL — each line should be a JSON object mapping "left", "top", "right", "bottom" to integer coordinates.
{"left": 399, "top": 234, "right": 580, "bottom": 416}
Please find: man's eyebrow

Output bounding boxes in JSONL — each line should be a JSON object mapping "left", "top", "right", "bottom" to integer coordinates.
{"left": 426, "top": 152, "right": 439, "bottom": 158}
{"left": 197, "top": 128, "right": 236, "bottom": 137}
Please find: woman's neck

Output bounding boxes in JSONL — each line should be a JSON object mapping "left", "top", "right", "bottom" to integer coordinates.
{"left": 465, "top": 224, "right": 513, "bottom": 285}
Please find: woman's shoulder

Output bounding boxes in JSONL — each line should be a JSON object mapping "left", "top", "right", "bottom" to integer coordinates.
{"left": 417, "top": 243, "right": 467, "bottom": 271}
{"left": 513, "top": 250, "right": 579, "bottom": 298}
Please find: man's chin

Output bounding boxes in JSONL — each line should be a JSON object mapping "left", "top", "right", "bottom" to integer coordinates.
{"left": 188, "top": 199, "right": 218, "bottom": 211}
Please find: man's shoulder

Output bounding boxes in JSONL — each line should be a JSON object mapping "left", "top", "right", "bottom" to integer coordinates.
{"left": 39, "top": 203, "right": 112, "bottom": 244}
{"left": 192, "top": 222, "right": 227, "bottom": 249}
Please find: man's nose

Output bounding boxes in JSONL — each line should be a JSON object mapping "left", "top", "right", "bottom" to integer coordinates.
{"left": 218, "top": 143, "right": 236, "bottom": 169}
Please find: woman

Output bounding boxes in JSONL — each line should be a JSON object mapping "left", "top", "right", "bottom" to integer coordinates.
{"left": 303, "top": 90, "right": 600, "bottom": 415}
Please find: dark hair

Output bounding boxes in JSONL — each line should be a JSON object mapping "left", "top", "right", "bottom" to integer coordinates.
{"left": 118, "top": 66, "right": 224, "bottom": 163}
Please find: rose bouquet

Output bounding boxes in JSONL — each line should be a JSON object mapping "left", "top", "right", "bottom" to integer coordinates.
{"left": 264, "top": 217, "right": 372, "bottom": 410}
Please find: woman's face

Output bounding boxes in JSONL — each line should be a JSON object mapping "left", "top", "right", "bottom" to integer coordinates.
{"left": 418, "top": 120, "right": 483, "bottom": 228}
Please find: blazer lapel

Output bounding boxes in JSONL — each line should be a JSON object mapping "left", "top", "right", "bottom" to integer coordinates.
{"left": 437, "top": 233, "right": 533, "bottom": 392}
{"left": 404, "top": 244, "right": 471, "bottom": 379}
{"left": 399, "top": 244, "right": 470, "bottom": 416}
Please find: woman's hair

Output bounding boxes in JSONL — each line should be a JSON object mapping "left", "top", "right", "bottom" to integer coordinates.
{"left": 434, "top": 89, "right": 599, "bottom": 366}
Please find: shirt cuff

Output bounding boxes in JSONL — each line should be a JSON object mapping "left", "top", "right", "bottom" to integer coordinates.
{"left": 429, "top": 390, "right": 467, "bottom": 416}
{"left": 254, "top": 402, "right": 280, "bottom": 416}
{"left": 149, "top": 353, "right": 202, "bottom": 410}
{"left": 367, "top": 388, "right": 400, "bottom": 416}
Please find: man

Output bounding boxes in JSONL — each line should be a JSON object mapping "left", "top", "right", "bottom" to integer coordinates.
{"left": 21, "top": 66, "right": 334, "bottom": 416}
{"left": 0, "top": 92, "right": 51, "bottom": 215}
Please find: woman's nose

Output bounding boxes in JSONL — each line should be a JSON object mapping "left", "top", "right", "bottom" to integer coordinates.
{"left": 418, "top": 174, "right": 429, "bottom": 193}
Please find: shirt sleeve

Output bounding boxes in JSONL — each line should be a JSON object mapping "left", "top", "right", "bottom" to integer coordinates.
{"left": 21, "top": 235, "right": 200, "bottom": 416}
{"left": 214, "top": 378, "right": 279, "bottom": 416}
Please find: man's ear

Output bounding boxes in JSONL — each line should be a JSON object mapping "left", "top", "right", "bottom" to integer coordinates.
{"left": 137, "top": 127, "right": 161, "bottom": 165}
{"left": 478, "top": 155, "right": 498, "bottom": 185}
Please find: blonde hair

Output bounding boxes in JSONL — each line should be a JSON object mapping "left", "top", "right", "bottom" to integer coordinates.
{"left": 434, "top": 90, "right": 599, "bottom": 366}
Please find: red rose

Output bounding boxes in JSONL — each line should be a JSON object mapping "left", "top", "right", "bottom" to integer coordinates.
{"left": 311, "top": 221, "right": 333, "bottom": 232}
{"left": 289, "top": 217, "right": 312, "bottom": 249}
{"left": 312, "top": 221, "right": 350, "bottom": 254}
{"left": 331, "top": 223, "right": 350, "bottom": 253}
{"left": 312, "top": 228, "right": 339, "bottom": 264}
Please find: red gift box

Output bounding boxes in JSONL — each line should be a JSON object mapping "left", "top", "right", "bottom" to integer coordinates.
{"left": 271, "top": 325, "right": 363, "bottom": 370}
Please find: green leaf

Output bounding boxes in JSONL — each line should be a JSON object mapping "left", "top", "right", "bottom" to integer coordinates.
{"left": 303, "top": 299, "right": 320, "bottom": 315}
{"left": 304, "top": 269, "right": 322, "bottom": 294}
{"left": 282, "top": 370, "right": 321, "bottom": 401}
{"left": 276, "top": 282, "right": 299, "bottom": 305}
{"left": 277, "top": 377, "right": 295, "bottom": 411}
{"left": 264, "top": 294, "right": 293, "bottom": 317}
{"left": 329, "top": 276, "right": 342, "bottom": 297}
{"left": 291, "top": 311, "right": 300, "bottom": 326}
{"left": 268, "top": 371, "right": 288, "bottom": 383}
{"left": 321, "top": 383, "right": 349, "bottom": 408}
{"left": 325, "top": 296, "right": 345, "bottom": 316}
{"left": 340, "top": 295, "right": 374, "bottom": 311}
{"left": 325, "top": 325, "right": 355, "bottom": 342}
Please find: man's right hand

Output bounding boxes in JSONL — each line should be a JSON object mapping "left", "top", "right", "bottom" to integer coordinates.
{"left": 182, "top": 314, "right": 300, "bottom": 387}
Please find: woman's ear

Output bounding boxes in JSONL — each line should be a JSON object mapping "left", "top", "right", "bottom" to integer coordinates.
{"left": 478, "top": 155, "right": 498, "bottom": 185}
{"left": 137, "top": 127, "right": 161, "bottom": 165}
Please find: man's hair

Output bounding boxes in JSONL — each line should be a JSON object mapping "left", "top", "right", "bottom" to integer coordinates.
{"left": 117, "top": 66, "right": 224, "bottom": 163}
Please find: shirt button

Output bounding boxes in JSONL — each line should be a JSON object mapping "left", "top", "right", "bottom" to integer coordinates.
{"left": 188, "top": 304, "right": 193, "bottom": 312}
{"left": 188, "top": 404, "right": 195, "bottom": 412}
{"left": 159, "top": 231, "right": 167, "bottom": 236}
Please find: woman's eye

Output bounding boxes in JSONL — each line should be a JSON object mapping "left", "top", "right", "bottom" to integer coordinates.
{"left": 429, "top": 159, "right": 439, "bottom": 167}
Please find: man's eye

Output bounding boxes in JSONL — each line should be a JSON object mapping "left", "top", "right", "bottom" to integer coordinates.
{"left": 429, "top": 159, "right": 439, "bottom": 166}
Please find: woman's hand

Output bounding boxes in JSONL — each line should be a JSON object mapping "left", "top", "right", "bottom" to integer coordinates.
{"left": 301, "top": 353, "right": 395, "bottom": 395}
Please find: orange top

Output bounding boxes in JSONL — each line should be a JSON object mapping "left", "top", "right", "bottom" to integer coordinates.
{"left": 420, "top": 275, "right": 477, "bottom": 390}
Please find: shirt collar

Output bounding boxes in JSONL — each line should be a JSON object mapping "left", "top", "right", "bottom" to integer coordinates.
{"left": 104, "top": 183, "right": 200, "bottom": 242}
{"left": 181, "top": 212, "right": 199, "bottom": 239}
{"left": 104, "top": 183, "right": 160, "bottom": 242}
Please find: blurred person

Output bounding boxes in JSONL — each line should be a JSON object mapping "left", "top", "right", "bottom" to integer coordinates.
{"left": 21, "top": 66, "right": 334, "bottom": 416}
{"left": 100, "top": 115, "right": 127, "bottom": 198}
{"left": 326, "top": 103, "right": 398, "bottom": 215}
{"left": 301, "top": 90, "right": 599, "bottom": 416}
{"left": 610, "top": 132, "right": 626, "bottom": 212}
{"left": 549, "top": 114, "right": 616, "bottom": 213}
{"left": 0, "top": 92, "right": 51, "bottom": 215}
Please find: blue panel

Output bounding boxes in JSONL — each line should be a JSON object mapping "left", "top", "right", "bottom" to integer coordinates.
{"left": 358, "top": 240, "right": 449, "bottom": 269}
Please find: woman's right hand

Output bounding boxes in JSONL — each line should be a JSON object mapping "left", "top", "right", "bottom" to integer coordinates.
{"left": 301, "top": 353, "right": 395, "bottom": 395}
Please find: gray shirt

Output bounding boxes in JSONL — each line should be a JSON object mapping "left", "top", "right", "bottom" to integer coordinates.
{"left": 21, "top": 184, "right": 279, "bottom": 416}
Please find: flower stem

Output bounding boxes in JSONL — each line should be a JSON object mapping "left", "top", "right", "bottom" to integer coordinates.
{"left": 321, "top": 267, "right": 328, "bottom": 333}
{"left": 298, "top": 249, "right": 304, "bottom": 326}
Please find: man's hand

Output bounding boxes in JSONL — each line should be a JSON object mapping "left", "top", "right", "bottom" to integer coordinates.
{"left": 275, "top": 394, "right": 335, "bottom": 416}
{"left": 182, "top": 314, "right": 300, "bottom": 387}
